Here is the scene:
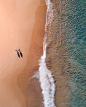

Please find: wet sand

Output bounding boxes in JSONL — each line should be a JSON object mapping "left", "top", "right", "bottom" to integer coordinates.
{"left": 0, "top": 0, "right": 46, "bottom": 107}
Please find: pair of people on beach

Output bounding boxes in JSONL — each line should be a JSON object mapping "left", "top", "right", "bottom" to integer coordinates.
{"left": 15, "top": 48, "right": 23, "bottom": 58}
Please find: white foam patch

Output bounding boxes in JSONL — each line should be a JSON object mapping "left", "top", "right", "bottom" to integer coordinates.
{"left": 39, "top": 0, "right": 56, "bottom": 107}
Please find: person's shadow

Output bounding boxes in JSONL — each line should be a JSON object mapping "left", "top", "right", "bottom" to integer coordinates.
{"left": 15, "top": 50, "right": 23, "bottom": 58}
{"left": 20, "top": 51, "right": 23, "bottom": 58}
{"left": 17, "top": 51, "right": 20, "bottom": 58}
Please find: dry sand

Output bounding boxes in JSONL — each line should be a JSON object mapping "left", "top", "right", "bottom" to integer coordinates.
{"left": 0, "top": 0, "right": 46, "bottom": 107}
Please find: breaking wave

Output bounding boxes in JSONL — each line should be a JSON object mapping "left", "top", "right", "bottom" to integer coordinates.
{"left": 39, "top": 0, "right": 56, "bottom": 107}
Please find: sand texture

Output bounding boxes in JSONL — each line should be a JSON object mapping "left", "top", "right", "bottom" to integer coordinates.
{"left": 0, "top": 0, "right": 46, "bottom": 107}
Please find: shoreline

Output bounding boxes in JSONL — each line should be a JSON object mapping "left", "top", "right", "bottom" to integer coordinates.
{"left": 17, "top": 0, "right": 47, "bottom": 106}
{"left": 46, "top": 0, "right": 70, "bottom": 106}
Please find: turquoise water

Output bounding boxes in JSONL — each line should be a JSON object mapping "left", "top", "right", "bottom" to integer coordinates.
{"left": 65, "top": 0, "right": 86, "bottom": 106}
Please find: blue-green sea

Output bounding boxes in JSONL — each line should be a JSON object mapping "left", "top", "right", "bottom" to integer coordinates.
{"left": 65, "top": 0, "right": 86, "bottom": 106}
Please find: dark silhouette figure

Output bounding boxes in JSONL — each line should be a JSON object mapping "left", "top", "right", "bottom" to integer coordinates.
{"left": 15, "top": 50, "right": 20, "bottom": 58}
{"left": 20, "top": 51, "right": 23, "bottom": 58}
{"left": 15, "top": 49, "right": 23, "bottom": 58}
{"left": 17, "top": 51, "right": 20, "bottom": 58}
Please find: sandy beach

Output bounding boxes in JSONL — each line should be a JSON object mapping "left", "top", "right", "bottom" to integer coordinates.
{"left": 0, "top": 0, "right": 85, "bottom": 107}
{"left": 0, "top": 0, "right": 46, "bottom": 107}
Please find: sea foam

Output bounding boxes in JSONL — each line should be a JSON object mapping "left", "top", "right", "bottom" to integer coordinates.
{"left": 39, "top": 0, "right": 56, "bottom": 107}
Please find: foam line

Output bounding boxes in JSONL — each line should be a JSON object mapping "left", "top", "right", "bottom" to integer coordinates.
{"left": 39, "top": 0, "right": 56, "bottom": 107}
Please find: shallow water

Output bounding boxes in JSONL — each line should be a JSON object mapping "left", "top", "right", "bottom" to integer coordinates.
{"left": 46, "top": 0, "right": 86, "bottom": 106}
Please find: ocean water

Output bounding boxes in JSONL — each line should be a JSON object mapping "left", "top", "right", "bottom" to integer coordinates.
{"left": 65, "top": 0, "right": 86, "bottom": 106}
{"left": 38, "top": 0, "right": 86, "bottom": 107}
{"left": 39, "top": 0, "right": 56, "bottom": 107}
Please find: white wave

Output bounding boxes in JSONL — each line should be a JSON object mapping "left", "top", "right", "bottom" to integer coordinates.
{"left": 39, "top": 0, "right": 56, "bottom": 107}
